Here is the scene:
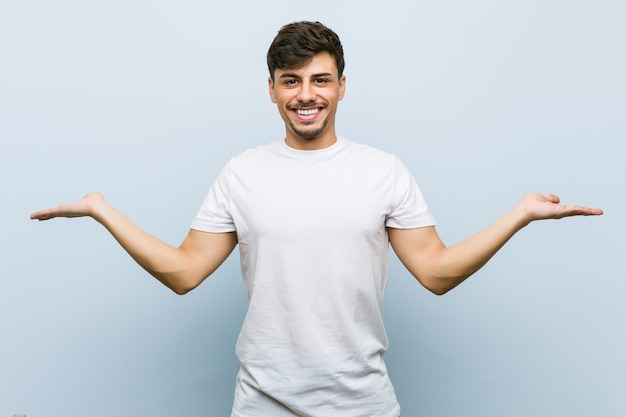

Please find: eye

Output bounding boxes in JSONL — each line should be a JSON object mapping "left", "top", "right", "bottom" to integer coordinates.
{"left": 283, "top": 79, "right": 298, "bottom": 85}
{"left": 314, "top": 78, "right": 329, "bottom": 84}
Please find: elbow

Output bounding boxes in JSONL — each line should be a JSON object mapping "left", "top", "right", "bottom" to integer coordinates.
{"left": 429, "top": 286, "right": 450, "bottom": 296}
{"left": 420, "top": 274, "right": 468, "bottom": 296}
{"left": 151, "top": 271, "right": 200, "bottom": 295}
{"left": 426, "top": 282, "right": 453, "bottom": 296}
{"left": 169, "top": 278, "right": 201, "bottom": 295}
{"left": 171, "top": 285, "right": 193, "bottom": 295}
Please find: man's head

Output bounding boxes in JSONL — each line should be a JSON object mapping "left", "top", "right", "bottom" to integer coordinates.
{"left": 267, "top": 21, "right": 345, "bottom": 82}
{"left": 267, "top": 21, "right": 346, "bottom": 150}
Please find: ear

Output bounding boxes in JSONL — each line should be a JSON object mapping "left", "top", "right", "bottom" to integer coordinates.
{"left": 268, "top": 76, "right": 277, "bottom": 103}
{"left": 338, "top": 74, "right": 346, "bottom": 101}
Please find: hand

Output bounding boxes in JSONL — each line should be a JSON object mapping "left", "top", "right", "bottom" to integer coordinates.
{"left": 30, "top": 192, "right": 105, "bottom": 221}
{"left": 520, "top": 192, "right": 603, "bottom": 224}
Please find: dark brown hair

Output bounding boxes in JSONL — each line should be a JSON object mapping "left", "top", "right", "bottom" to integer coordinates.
{"left": 267, "top": 21, "right": 345, "bottom": 81}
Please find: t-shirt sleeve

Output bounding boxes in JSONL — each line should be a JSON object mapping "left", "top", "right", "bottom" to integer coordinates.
{"left": 190, "top": 161, "right": 237, "bottom": 233}
{"left": 385, "top": 156, "right": 437, "bottom": 229}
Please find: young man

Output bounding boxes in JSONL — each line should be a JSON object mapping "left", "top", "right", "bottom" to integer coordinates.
{"left": 31, "top": 21, "right": 602, "bottom": 417}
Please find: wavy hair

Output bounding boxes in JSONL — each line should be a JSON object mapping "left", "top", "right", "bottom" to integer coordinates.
{"left": 267, "top": 21, "right": 345, "bottom": 81}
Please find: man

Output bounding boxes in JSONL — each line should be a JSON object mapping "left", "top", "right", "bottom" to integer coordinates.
{"left": 30, "top": 21, "right": 602, "bottom": 417}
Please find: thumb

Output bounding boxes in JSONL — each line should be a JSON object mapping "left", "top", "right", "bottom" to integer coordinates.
{"left": 543, "top": 193, "right": 560, "bottom": 204}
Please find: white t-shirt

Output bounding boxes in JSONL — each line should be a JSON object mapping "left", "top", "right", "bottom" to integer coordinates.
{"left": 191, "top": 137, "right": 436, "bottom": 417}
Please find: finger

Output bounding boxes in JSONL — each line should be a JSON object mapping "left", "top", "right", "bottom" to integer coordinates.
{"left": 30, "top": 209, "right": 55, "bottom": 220}
{"left": 591, "top": 207, "right": 604, "bottom": 215}
{"left": 580, "top": 206, "right": 603, "bottom": 216}
{"left": 560, "top": 205, "right": 604, "bottom": 217}
{"left": 544, "top": 193, "right": 560, "bottom": 204}
{"left": 30, "top": 205, "right": 69, "bottom": 220}
{"left": 30, "top": 210, "right": 46, "bottom": 220}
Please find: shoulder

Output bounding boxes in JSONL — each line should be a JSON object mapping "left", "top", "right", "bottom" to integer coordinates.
{"left": 340, "top": 137, "right": 405, "bottom": 169}
{"left": 235, "top": 141, "right": 280, "bottom": 158}
{"left": 227, "top": 140, "right": 283, "bottom": 166}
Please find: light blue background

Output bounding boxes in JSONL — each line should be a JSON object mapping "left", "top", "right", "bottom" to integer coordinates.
{"left": 1, "top": 1, "right": 624, "bottom": 416}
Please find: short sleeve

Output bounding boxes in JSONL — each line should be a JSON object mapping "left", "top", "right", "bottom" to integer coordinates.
{"left": 385, "top": 156, "right": 437, "bottom": 229}
{"left": 190, "top": 161, "right": 237, "bottom": 233}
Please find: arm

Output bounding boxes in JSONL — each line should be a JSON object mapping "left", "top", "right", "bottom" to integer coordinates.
{"left": 30, "top": 192, "right": 237, "bottom": 294}
{"left": 388, "top": 192, "right": 603, "bottom": 295}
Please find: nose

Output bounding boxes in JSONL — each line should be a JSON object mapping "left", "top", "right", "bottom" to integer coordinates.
{"left": 297, "top": 80, "right": 316, "bottom": 104}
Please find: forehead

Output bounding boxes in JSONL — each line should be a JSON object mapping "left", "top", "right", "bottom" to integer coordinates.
{"left": 275, "top": 52, "right": 338, "bottom": 78}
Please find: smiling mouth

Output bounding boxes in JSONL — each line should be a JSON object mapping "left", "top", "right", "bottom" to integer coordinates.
{"left": 288, "top": 101, "right": 326, "bottom": 119}
{"left": 296, "top": 108, "right": 320, "bottom": 116}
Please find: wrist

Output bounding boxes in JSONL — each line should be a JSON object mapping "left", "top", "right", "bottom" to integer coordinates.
{"left": 510, "top": 200, "right": 533, "bottom": 230}
{"left": 85, "top": 192, "right": 108, "bottom": 222}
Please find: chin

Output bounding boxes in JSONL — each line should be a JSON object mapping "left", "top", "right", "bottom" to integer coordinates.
{"left": 291, "top": 121, "right": 327, "bottom": 140}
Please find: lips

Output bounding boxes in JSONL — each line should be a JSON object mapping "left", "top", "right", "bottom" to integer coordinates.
{"left": 290, "top": 104, "right": 325, "bottom": 121}
{"left": 297, "top": 108, "right": 319, "bottom": 116}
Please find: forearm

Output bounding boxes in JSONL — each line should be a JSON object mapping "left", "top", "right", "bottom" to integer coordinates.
{"left": 390, "top": 203, "right": 531, "bottom": 295}
{"left": 89, "top": 198, "right": 200, "bottom": 293}
{"left": 429, "top": 204, "right": 529, "bottom": 292}
{"left": 31, "top": 192, "right": 236, "bottom": 293}
{"left": 392, "top": 192, "right": 601, "bottom": 295}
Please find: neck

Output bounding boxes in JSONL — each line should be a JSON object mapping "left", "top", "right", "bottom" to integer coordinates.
{"left": 284, "top": 129, "right": 338, "bottom": 151}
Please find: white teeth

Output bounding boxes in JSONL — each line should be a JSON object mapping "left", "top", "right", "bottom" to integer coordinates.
{"left": 297, "top": 108, "right": 319, "bottom": 116}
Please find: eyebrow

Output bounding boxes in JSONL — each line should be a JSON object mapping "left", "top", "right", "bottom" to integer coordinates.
{"left": 278, "top": 72, "right": 334, "bottom": 79}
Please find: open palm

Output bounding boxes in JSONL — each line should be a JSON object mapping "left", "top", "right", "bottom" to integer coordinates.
{"left": 522, "top": 192, "right": 603, "bottom": 222}
{"left": 30, "top": 192, "right": 105, "bottom": 221}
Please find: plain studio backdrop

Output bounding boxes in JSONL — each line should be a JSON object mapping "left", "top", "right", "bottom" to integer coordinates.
{"left": 1, "top": 0, "right": 624, "bottom": 416}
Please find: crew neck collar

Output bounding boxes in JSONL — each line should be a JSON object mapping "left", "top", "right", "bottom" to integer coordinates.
{"left": 279, "top": 136, "right": 346, "bottom": 156}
